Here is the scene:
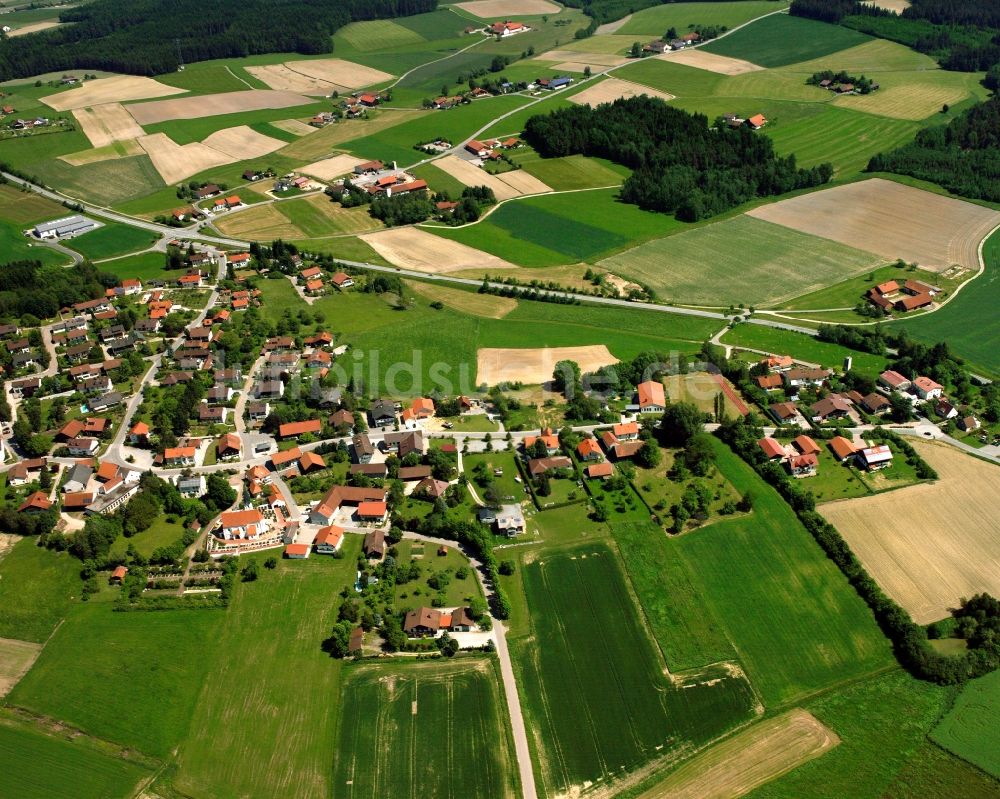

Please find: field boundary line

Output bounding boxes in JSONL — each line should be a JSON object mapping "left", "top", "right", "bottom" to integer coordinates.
{"left": 225, "top": 66, "right": 256, "bottom": 90}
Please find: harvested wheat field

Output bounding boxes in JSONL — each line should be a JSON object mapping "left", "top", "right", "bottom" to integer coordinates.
{"left": 637, "top": 709, "right": 838, "bottom": 799}
{"left": 407, "top": 280, "right": 517, "bottom": 319}
{"left": 863, "top": 0, "right": 909, "bottom": 11}
{"left": 435, "top": 154, "right": 551, "bottom": 200}
{"left": 7, "top": 20, "right": 64, "bottom": 37}
{"left": 537, "top": 50, "right": 629, "bottom": 68}
{"left": 270, "top": 118, "right": 319, "bottom": 137}
{"left": 0, "top": 637, "right": 43, "bottom": 697}
{"left": 245, "top": 64, "right": 346, "bottom": 95}
{"left": 747, "top": 178, "right": 1000, "bottom": 271}
{"left": 42, "top": 75, "right": 186, "bottom": 111}
{"left": 477, "top": 345, "right": 617, "bottom": 386}
{"left": 663, "top": 48, "right": 764, "bottom": 75}
{"left": 215, "top": 203, "right": 304, "bottom": 240}
{"left": 277, "top": 110, "right": 423, "bottom": 161}
{"left": 298, "top": 153, "right": 366, "bottom": 181}
{"left": 59, "top": 139, "right": 144, "bottom": 166}
{"left": 72, "top": 103, "right": 146, "bottom": 148}
{"left": 137, "top": 133, "right": 231, "bottom": 184}
{"left": 361, "top": 227, "right": 517, "bottom": 273}
{"left": 201, "top": 126, "right": 286, "bottom": 159}
{"left": 570, "top": 77, "right": 675, "bottom": 107}
{"left": 286, "top": 59, "right": 393, "bottom": 89}
{"left": 820, "top": 441, "right": 1000, "bottom": 624}
{"left": 832, "top": 78, "right": 973, "bottom": 121}
{"left": 127, "top": 89, "right": 311, "bottom": 125}
{"left": 455, "top": 0, "right": 560, "bottom": 17}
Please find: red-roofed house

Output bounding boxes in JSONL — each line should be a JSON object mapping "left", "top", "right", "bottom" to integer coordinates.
{"left": 332, "top": 272, "right": 354, "bottom": 288}
{"left": 636, "top": 380, "right": 666, "bottom": 413}
{"left": 577, "top": 437, "right": 603, "bottom": 461}
{"left": 758, "top": 437, "right": 785, "bottom": 461}
{"left": 285, "top": 543, "right": 310, "bottom": 559}
{"left": 465, "top": 140, "right": 489, "bottom": 157}
{"left": 219, "top": 509, "right": 268, "bottom": 540}
{"left": 278, "top": 419, "right": 323, "bottom": 439}
{"left": 913, "top": 376, "right": 943, "bottom": 400}
{"left": 314, "top": 525, "right": 344, "bottom": 554}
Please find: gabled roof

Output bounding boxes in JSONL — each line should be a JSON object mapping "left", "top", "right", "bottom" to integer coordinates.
{"left": 221, "top": 509, "right": 264, "bottom": 528}
{"left": 757, "top": 437, "right": 785, "bottom": 459}
{"left": 636, "top": 380, "right": 665, "bottom": 408}
{"left": 793, "top": 435, "right": 821, "bottom": 455}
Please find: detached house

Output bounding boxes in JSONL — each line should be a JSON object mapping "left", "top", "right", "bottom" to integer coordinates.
{"left": 635, "top": 380, "right": 666, "bottom": 413}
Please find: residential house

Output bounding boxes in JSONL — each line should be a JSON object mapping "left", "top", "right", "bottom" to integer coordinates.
{"left": 810, "top": 395, "right": 851, "bottom": 422}
{"left": 585, "top": 462, "right": 614, "bottom": 480}
{"left": 331, "top": 272, "right": 354, "bottom": 289}
{"left": 63, "top": 464, "right": 93, "bottom": 493}
{"left": 828, "top": 436, "right": 858, "bottom": 462}
{"left": 746, "top": 113, "right": 768, "bottom": 129}
{"left": 788, "top": 453, "right": 818, "bottom": 478}
{"left": 384, "top": 430, "right": 424, "bottom": 459}
{"left": 199, "top": 405, "right": 227, "bottom": 424}
{"left": 935, "top": 400, "right": 958, "bottom": 420}
{"left": 314, "top": 525, "right": 344, "bottom": 554}
{"left": 66, "top": 437, "right": 99, "bottom": 456}
{"left": 177, "top": 475, "right": 206, "bottom": 498}
{"left": 18, "top": 491, "right": 52, "bottom": 514}
{"left": 577, "top": 437, "right": 603, "bottom": 461}
{"left": 860, "top": 392, "right": 890, "bottom": 415}
{"left": 247, "top": 401, "right": 270, "bottom": 422}
{"left": 958, "top": 415, "right": 980, "bottom": 432}
{"left": 755, "top": 374, "right": 784, "bottom": 391}
{"left": 783, "top": 368, "right": 830, "bottom": 390}
{"left": 329, "top": 409, "right": 354, "bottom": 430}
{"left": 613, "top": 422, "right": 640, "bottom": 440}
{"left": 793, "top": 435, "right": 821, "bottom": 456}
{"left": 879, "top": 370, "right": 911, "bottom": 392}
{"left": 856, "top": 445, "right": 893, "bottom": 471}
{"left": 163, "top": 446, "right": 197, "bottom": 467}
{"left": 299, "top": 452, "right": 326, "bottom": 473}
{"left": 352, "top": 433, "right": 375, "bottom": 463}
{"left": 524, "top": 428, "right": 560, "bottom": 455}
{"left": 369, "top": 399, "right": 396, "bottom": 426}
{"left": 757, "top": 437, "right": 786, "bottom": 461}
{"left": 527, "top": 456, "right": 572, "bottom": 477}
{"left": 495, "top": 504, "right": 525, "bottom": 536}
{"left": 278, "top": 419, "right": 322, "bottom": 439}
{"left": 363, "top": 529, "right": 386, "bottom": 558}
{"left": 913, "top": 376, "right": 943, "bottom": 400}
{"left": 284, "top": 543, "right": 311, "bottom": 559}
{"left": 769, "top": 402, "right": 800, "bottom": 424}
{"left": 217, "top": 433, "right": 241, "bottom": 460}
{"left": 90, "top": 392, "right": 123, "bottom": 411}
{"left": 218, "top": 508, "right": 269, "bottom": 540}
{"left": 635, "top": 380, "right": 666, "bottom": 413}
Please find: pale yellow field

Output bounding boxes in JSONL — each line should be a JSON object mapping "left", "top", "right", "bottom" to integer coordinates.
{"left": 434, "top": 154, "right": 551, "bottom": 200}
{"left": 201, "top": 125, "right": 286, "bottom": 160}
{"left": 245, "top": 64, "right": 347, "bottom": 96}
{"left": 779, "top": 39, "right": 936, "bottom": 74}
{"left": 636, "top": 710, "right": 838, "bottom": 799}
{"left": 747, "top": 178, "right": 1000, "bottom": 271}
{"left": 277, "top": 110, "right": 424, "bottom": 161}
{"left": 42, "top": 75, "right": 186, "bottom": 111}
{"left": 477, "top": 345, "right": 617, "bottom": 386}
{"left": 569, "top": 77, "right": 675, "bottom": 107}
{"left": 407, "top": 280, "right": 518, "bottom": 319}
{"left": 72, "top": 102, "right": 146, "bottom": 148}
{"left": 215, "top": 203, "right": 305, "bottom": 240}
{"left": 286, "top": 58, "right": 393, "bottom": 89}
{"left": 832, "top": 78, "right": 974, "bottom": 121}
{"left": 270, "top": 119, "right": 317, "bottom": 137}
{"left": 59, "top": 139, "right": 143, "bottom": 166}
{"left": 138, "top": 133, "right": 231, "bottom": 184}
{"left": 361, "top": 227, "right": 517, "bottom": 273}
{"left": 536, "top": 49, "right": 628, "bottom": 67}
{"left": 821, "top": 441, "right": 1000, "bottom": 625}
{"left": 863, "top": 0, "right": 909, "bottom": 11}
{"left": 455, "top": 0, "right": 560, "bottom": 17}
{"left": 0, "top": 637, "right": 43, "bottom": 697}
{"left": 127, "top": 89, "right": 311, "bottom": 125}
{"left": 6, "top": 20, "right": 64, "bottom": 36}
{"left": 662, "top": 49, "right": 764, "bottom": 75}
{"left": 298, "top": 153, "right": 366, "bottom": 181}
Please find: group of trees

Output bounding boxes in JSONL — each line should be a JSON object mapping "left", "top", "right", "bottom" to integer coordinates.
{"left": 0, "top": 258, "right": 115, "bottom": 321}
{"left": 0, "top": 0, "right": 437, "bottom": 80}
{"left": 868, "top": 96, "right": 1000, "bottom": 202}
{"left": 807, "top": 70, "right": 877, "bottom": 93}
{"left": 523, "top": 96, "right": 833, "bottom": 221}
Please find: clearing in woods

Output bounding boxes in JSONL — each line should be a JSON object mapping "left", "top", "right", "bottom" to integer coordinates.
{"left": 477, "top": 344, "right": 617, "bottom": 385}
{"left": 454, "top": 0, "right": 560, "bottom": 17}
{"left": 0, "top": 637, "right": 43, "bottom": 697}
{"left": 40, "top": 75, "right": 186, "bottom": 111}
{"left": 662, "top": 48, "right": 764, "bottom": 75}
{"left": 569, "top": 77, "right": 676, "bottom": 107}
{"left": 512, "top": 544, "right": 758, "bottom": 797}
{"left": 747, "top": 178, "right": 1000, "bottom": 272}
{"left": 333, "top": 658, "right": 521, "bottom": 799}
{"left": 819, "top": 441, "right": 1000, "bottom": 625}
{"left": 360, "top": 227, "right": 518, "bottom": 273}
{"left": 433, "top": 154, "right": 551, "bottom": 200}
{"left": 598, "top": 214, "right": 883, "bottom": 307}
{"left": 407, "top": 280, "right": 518, "bottom": 318}
{"left": 127, "top": 89, "right": 312, "bottom": 125}
{"left": 71, "top": 103, "right": 145, "bottom": 148}
{"left": 636, "top": 709, "right": 839, "bottom": 799}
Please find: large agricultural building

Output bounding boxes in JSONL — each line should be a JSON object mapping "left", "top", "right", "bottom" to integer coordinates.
{"left": 33, "top": 214, "right": 98, "bottom": 239}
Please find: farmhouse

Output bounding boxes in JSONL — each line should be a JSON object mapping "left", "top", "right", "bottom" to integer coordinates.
{"left": 466, "top": 139, "right": 490, "bottom": 157}
{"left": 879, "top": 370, "right": 911, "bottom": 392}
{"left": 490, "top": 20, "right": 528, "bottom": 36}
{"left": 278, "top": 419, "right": 322, "bottom": 439}
{"left": 309, "top": 484, "right": 387, "bottom": 525}
{"left": 635, "top": 380, "right": 666, "bottom": 413}
{"left": 913, "top": 376, "right": 943, "bottom": 400}
{"left": 746, "top": 114, "right": 767, "bottom": 129}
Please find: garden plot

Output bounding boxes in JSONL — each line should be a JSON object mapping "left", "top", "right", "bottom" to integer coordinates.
{"left": 820, "top": 441, "right": 1000, "bottom": 625}
{"left": 71, "top": 103, "right": 146, "bottom": 148}
{"left": 748, "top": 178, "right": 1000, "bottom": 271}
{"left": 454, "top": 0, "right": 560, "bottom": 17}
{"left": 361, "top": 227, "right": 517, "bottom": 272}
{"left": 127, "top": 89, "right": 312, "bottom": 125}
{"left": 477, "top": 345, "right": 617, "bottom": 385}
{"left": 569, "top": 77, "right": 675, "bottom": 107}
{"left": 662, "top": 48, "right": 764, "bottom": 75}
{"left": 434, "top": 154, "right": 551, "bottom": 200}
{"left": 41, "top": 75, "right": 186, "bottom": 111}
{"left": 298, "top": 153, "right": 366, "bottom": 181}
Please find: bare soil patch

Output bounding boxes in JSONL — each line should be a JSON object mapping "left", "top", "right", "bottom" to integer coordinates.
{"left": 595, "top": 14, "right": 631, "bottom": 35}
{"left": 42, "top": 75, "right": 186, "bottom": 112}
{"left": 270, "top": 118, "right": 318, "bottom": 137}
{"left": 820, "top": 441, "right": 1000, "bottom": 624}
{"left": 361, "top": 227, "right": 517, "bottom": 273}
{"left": 747, "top": 178, "right": 1000, "bottom": 271}
{"left": 6, "top": 20, "right": 64, "bottom": 36}
{"left": 72, "top": 103, "right": 146, "bottom": 148}
{"left": 455, "top": 0, "right": 560, "bottom": 17}
{"left": 201, "top": 125, "right": 286, "bottom": 160}
{"left": 298, "top": 153, "right": 366, "bottom": 181}
{"left": 570, "top": 77, "right": 675, "bottom": 107}
{"left": 59, "top": 139, "right": 143, "bottom": 166}
{"left": 863, "top": 0, "right": 910, "bottom": 11}
{"left": 0, "top": 638, "right": 44, "bottom": 697}
{"left": 127, "top": 89, "right": 311, "bottom": 125}
{"left": 407, "top": 280, "right": 517, "bottom": 318}
{"left": 636, "top": 709, "right": 838, "bottom": 799}
{"left": 477, "top": 345, "right": 617, "bottom": 385}
{"left": 662, "top": 49, "right": 764, "bottom": 75}
{"left": 137, "top": 133, "right": 231, "bottom": 184}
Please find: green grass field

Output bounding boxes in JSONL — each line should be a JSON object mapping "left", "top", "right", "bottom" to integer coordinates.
{"left": 0, "top": 541, "right": 81, "bottom": 643}
{"left": 703, "top": 13, "right": 871, "bottom": 68}
{"left": 95, "top": 251, "right": 169, "bottom": 282}
{"left": 617, "top": 0, "right": 788, "bottom": 37}
{"left": 508, "top": 151, "right": 628, "bottom": 191}
{"left": 598, "top": 214, "right": 883, "bottom": 306}
{"left": 336, "top": 18, "right": 426, "bottom": 51}
{"left": 931, "top": 668, "right": 1000, "bottom": 779}
{"left": 65, "top": 221, "right": 157, "bottom": 261}
{"left": 141, "top": 102, "right": 329, "bottom": 145}
{"left": 430, "top": 187, "right": 677, "bottom": 267}
{"left": 169, "top": 545, "right": 358, "bottom": 798}
{"left": 0, "top": 720, "right": 151, "bottom": 799}
{"left": 512, "top": 542, "right": 756, "bottom": 795}
{"left": 8, "top": 602, "right": 223, "bottom": 759}
{"left": 615, "top": 57, "right": 727, "bottom": 98}
{"left": 721, "top": 323, "right": 889, "bottom": 373}
{"left": 156, "top": 61, "right": 255, "bottom": 93}
{"left": 333, "top": 658, "right": 519, "bottom": 799}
